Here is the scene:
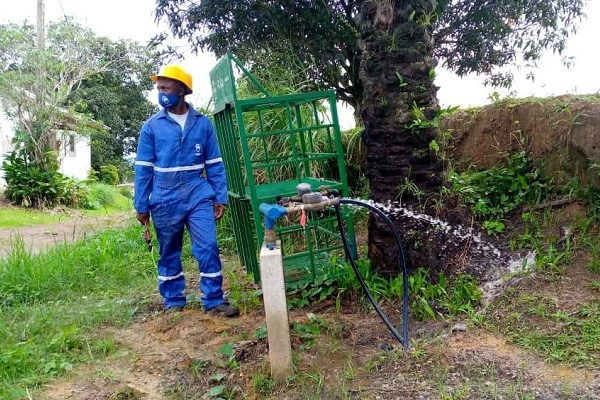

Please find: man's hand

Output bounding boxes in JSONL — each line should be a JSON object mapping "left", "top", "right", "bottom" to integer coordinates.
{"left": 137, "top": 212, "right": 150, "bottom": 225}
{"left": 214, "top": 204, "right": 227, "bottom": 220}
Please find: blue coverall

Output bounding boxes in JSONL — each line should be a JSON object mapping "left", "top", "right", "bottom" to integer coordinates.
{"left": 134, "top": 105, "right": 228, "bottom": 310}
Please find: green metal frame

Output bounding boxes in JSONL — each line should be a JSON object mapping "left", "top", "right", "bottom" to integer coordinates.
{"left": 210, "top": 53, "right": 357, "bottom": 285}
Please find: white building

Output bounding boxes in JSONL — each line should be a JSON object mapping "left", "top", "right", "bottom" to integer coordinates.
{"left": 58, "top": 133, "right": 92, "bottom": 181}
{"left": 0, "top": 117, "right": 91, "bottom": 187}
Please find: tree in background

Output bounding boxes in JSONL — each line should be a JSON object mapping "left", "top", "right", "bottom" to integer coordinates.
{"left": 0, "top": 19, "right": 157, "bottom": 206}
{"left": 155, "top": 1, "right": 362, "bottom": 115}
{"left": 0, "top": 20, "right": 108, "bottom": 172}
{"left": 155, "top": 0, "right": 586, "bottom": 274}
{"left": 66, "top": 37, "right": 158, "bottom": 182}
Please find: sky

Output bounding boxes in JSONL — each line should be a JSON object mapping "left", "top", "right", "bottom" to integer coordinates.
{"left": 1, "top": 0, "right": 599, "bottom": 130}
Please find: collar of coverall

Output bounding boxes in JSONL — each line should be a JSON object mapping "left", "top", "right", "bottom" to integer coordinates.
{"left": 158, "top": 102, "right": 204, "bottom": 120}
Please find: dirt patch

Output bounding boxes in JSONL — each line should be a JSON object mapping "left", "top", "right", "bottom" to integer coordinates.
{"left": 362, "top": 327, "right": 600, "bottom": 400}
{"left": 35, "top": 293, "right": 600, "bottom": 400}
{"left": 446, "top": 330, "right": 597, "bottom": 386}
{"left": 442, "top": 94, "right": 600, "bottom": 188}
{"left": 0, "top": 212, "right": 135, "bottom": 257}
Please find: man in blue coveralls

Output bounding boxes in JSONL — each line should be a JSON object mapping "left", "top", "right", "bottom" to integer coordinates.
{"left": 134, "top": 64, "right": 239, "bottom": 317}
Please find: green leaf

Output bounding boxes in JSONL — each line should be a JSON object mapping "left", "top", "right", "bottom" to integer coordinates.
{"left": 217, "top": 342, "right": 234, "bottom": 358}
{"left": 210, "top": 372, "right": 227, "bottom": 382}
{"left": 204, "top": 385, "right": 226, "bottom": 397}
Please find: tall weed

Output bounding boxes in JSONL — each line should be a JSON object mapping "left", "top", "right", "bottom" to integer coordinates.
{"left": 216, "top": 210, "right": 236, "bottom": 254}
{"left": 0, "top": 227, "right": 155, "bottom": 307}
{"left": 450, "top": 150, "right": 550, "bottom": 233}
{"left": 87, "top": 182, "right": 116, "bottom": 208}
{"left": 0, "top": 226, "right": 158, "bottom": 399}
{"left": 286, "top": 256, "right": 481, "bottom": 320}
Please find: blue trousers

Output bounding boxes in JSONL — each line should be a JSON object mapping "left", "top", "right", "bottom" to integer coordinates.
{"left": 150, "top": 181, "right": 225, "bottom": 310}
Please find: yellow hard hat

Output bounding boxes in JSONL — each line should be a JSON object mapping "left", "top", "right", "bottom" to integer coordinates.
{"left": 151, "top": 64, "right": 193, "bottom": 94}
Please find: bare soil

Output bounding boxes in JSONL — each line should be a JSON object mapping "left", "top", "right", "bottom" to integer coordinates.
{"left": 28, "top": 246, "right": 600, "bottom": 400}
{"left": 442, "top": 94, "right": 600, "bottom": 188}
{"left": 0, "top": 211, "right": 134, "bottom": 257}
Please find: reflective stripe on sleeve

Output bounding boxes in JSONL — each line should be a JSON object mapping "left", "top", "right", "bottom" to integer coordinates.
{"left": 135, "top": 161, "right": 155, "bottom": 167}
{"left": 205, "top": 157, "right": 223, "bottom": 165}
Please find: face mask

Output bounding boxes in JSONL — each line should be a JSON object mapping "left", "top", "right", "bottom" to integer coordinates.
{"left": 158, "top": 92, "right": 180, "bottom": 108}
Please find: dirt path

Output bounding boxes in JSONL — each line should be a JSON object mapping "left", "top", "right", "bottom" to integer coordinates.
{"left": 36, "top": 303, "right": 600, "bottom": 400}
{"left": 34, "top": 255, "right": 600, "bottom": 400}
{"left": 0, "top": 212, "right": 135, "bottom": 257}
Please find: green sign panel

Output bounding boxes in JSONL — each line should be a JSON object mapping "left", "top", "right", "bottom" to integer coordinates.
{"left": 210, "top": 55, "right": 235, "bottom": 112}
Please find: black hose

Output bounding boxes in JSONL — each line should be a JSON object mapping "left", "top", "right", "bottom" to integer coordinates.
{"left": 335, "top": 198, "right": 410, "bottom": 349}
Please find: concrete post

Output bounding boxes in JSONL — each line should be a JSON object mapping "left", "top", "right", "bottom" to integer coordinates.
{"left": 259, "top": 241, "right": 293, "bottom": 381}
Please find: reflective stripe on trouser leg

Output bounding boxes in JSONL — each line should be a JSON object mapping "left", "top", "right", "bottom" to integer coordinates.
{"left": 186, "top": 202, "right": 224, "bottom": 310}
{"left": 153, "top": 213, "right": 186, "bottom": 308}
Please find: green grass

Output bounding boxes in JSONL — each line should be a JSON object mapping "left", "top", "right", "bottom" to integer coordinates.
{"left": 83, "top": 183, "right": 133, "bottom": 212}
{"left": 82, "top": 199, "right": 133, "bottom": 217}
{"left": 482, "top": 198, "right": 600, "bottom": 368}
{"left": 0, "top": 183, "right": 134, "bottom": 229}
{"left": 485, "top": 290, "right": 600, "bottom": 367}
{"left": 0, "top": 207, "right": 67, "bottom": 228}
{"left": 0, "top": 225, "right": 160, "bottom": 399}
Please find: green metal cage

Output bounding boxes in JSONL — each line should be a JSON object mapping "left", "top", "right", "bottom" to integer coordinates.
{"left": 209, "top": 53, "right": 357, "bottom": 285}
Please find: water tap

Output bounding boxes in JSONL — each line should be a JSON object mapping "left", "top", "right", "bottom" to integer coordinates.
{"left": 259, "top": 203, "right": 288, "bottom": 250}
{"left": 260, "top": 183, "right": 341, "bottom": 250}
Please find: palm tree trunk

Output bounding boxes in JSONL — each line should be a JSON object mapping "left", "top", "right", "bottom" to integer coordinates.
{"left": 358, "top": 0, "right": 442, "bottom": 275}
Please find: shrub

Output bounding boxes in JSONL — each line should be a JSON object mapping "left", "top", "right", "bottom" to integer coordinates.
{"left": 2, "top": 152, "right": 87, "bottom": 208}
{"left": 450, "top": 150, "right": 549, "bottom": 220}
{"left": 118, "top": 186, "right": 133, "bottom": 199}
{"left": 100, "top": 165, "right": 119, "bottom": 185}
{"left": 87, "top": 169, "right": 100, "bottom": 182}
{"left": 87, "top": 183, "right": 117, "bottom": 208}
{"left": 116, "top": 161, "right": 134, "bottom": 184}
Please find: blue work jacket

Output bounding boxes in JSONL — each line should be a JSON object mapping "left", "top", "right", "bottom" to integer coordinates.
{"left": 134, "top": 105, "right": 228, "bottom": 214}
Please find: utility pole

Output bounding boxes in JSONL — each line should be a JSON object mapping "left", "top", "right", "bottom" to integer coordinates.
{"left": 36, "top": 0, "right": 45, "bottom": 103}
{"left": 37, "top": 0, "right": 45, "bottom": 50}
